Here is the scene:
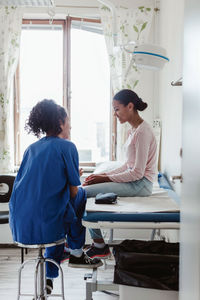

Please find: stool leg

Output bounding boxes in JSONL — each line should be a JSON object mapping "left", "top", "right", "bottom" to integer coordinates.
{"left": 34, "top": 259, "right": 41, "bottom": 300}
{"left": 17, "top": 259, "right": 36, "bottom": 300}
{"left": 17, "top": 265, "right": 23, "bottom": 300}
{"left": 58, "top": 265, "right": 65, "bottom": 300}
{"left": 39, "top": 259, "right": 45, "bottom": 298}
{"left": 35, "top": 248, "right": 46, "bottom": 299}
{"left": 21, "top": 248, "right": 24, "bottom": 264}
{"left": 45, "top": 258, "right": 65, "bottom": 300}
{"left": 43, "top": 260, "right": 47, "bottom": 300}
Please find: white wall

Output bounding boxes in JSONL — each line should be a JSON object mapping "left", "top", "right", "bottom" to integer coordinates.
{"left": 155, "top": 0, "right": 184, "bottom": 242}
{"left": 158, "top": 0, "right": 184, "bottom": 195}
{"left": 180, "top": 1, "right": 200, "bottom": 298}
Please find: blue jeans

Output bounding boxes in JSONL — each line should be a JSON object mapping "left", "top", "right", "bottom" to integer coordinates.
{"left": 45, "top": 187, "right": 86, "bottom": 278}
{"left": 84, "top": 177, "right": 153, "bottom": 240}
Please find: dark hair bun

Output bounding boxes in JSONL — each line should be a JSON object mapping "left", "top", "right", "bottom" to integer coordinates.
{"left": 113, "top": 89, "right": 148, "bottom": 112}
{"left": 136, "top": 98, "right": 148, "bottom": 111}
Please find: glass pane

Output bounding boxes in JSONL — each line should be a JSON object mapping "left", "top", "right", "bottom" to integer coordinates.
{"left": 71, "top": 28, "right": 110, "bottom": 162}
{"left": 19, "top": 25, "right": 63, "bottom": 160}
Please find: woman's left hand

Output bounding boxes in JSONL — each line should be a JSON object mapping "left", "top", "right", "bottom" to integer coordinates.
{"left": 82, "top": 174, "right": 111, "bottom": 186}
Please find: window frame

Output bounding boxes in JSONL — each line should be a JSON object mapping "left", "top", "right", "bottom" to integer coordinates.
{"left": 14, "top": 17, "right": 116, "bottom": 167}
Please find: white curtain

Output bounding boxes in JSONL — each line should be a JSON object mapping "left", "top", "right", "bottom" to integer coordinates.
{"left": 99, "top": 2, "right": 154, "bottom": 93}
{"left": 0, "top": 6, "right": 23, "bottom": 173}
{"left": 99, "top": 2, "right": 154, "bottom": 159}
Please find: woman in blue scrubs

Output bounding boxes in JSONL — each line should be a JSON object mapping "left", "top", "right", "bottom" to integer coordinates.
{"left": 9, "top": 99, "right": 102, "bottom": 293}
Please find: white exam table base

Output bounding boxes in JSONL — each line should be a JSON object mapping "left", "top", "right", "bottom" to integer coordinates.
{"left": 85, "top": 268, "right": 118, "bottom": 300}
{"left": 83, "top": 186, "right": 180, "bottom": 300}
{"left": 83, "top": 221, "right": 179, "bottom": 300}
{"left": 83, "top": 220, "right": 180, "bottom": 230}
{"left": 83, "top": 216, "right": 179, "bottom": 300}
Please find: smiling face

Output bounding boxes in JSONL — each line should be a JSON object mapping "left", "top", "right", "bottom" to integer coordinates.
{"left": 112, "top": 99, "right": 134, "bottom": 124}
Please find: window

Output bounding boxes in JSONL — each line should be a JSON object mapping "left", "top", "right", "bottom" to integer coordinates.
{"left": 71, "top": 21, "right": 110, "bottom": 163}
{"left": 18, "top": 23, "right": 63, "bottom": 161}
{"left": 15, "top": 18, "right": 113, "bottom": 165}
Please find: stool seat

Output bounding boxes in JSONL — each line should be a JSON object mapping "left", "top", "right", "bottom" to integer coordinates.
{"left": 15, "top": 238, "right": 65, "bottom": 249}
{"left": 16, "top": 238, "right": 65, "bottom": 300}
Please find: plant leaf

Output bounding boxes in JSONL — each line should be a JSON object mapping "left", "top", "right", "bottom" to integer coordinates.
{"left": 133, "top": 80, "right": 139, "bottom": 88}
{"left": 140, "top": 22, "right": 148, "bottom": 32}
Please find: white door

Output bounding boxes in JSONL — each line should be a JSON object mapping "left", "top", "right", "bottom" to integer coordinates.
{"left": 180, "top": 0, "right": 200, "bottom": 299}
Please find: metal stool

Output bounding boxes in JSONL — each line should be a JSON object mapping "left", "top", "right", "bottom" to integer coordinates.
{"left": 16, "top": 238, "right": 65, "bottom": 300}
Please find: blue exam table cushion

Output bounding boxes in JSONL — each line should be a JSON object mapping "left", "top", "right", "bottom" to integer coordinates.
{"left": 83, "top": 211, "right": 180, "bottom": 223}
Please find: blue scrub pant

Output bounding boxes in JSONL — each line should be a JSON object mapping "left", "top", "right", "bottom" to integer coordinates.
{"left": 84, "top": 177, "right": 153, "bottom": 240}
{"left": 45, "top": 187, "right": 86, "bottom": 278}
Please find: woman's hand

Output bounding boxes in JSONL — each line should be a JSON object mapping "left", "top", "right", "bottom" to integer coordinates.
{"left": 82, "top": 174, "right": 111, "bottom": 186}
{"left": 79, "top": 168, "right": 84, "bottom": 177}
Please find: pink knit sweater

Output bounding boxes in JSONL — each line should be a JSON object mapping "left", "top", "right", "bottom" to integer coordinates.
{"left": 106, "top": 121, "right": 157, "bottom": 183}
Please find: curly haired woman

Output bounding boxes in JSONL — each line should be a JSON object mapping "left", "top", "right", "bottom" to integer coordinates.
{"left": 9, "top": 99, "right": 102, "bottom": 294}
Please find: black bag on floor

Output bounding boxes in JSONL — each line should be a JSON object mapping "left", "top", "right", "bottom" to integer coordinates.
{"left": 113, "top": 239, "right": 179, "bottom": 291}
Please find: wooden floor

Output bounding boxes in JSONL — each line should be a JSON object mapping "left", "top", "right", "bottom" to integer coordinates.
{"left": 0, "top": 248, "right": 118, "bottom": 300}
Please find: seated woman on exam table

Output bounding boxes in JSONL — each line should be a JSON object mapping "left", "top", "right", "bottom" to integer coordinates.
{"left": 83, "top": 89, "right": 157, "bottom": 259}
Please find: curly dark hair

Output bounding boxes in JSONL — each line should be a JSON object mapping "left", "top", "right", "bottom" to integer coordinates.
{"left": 25, "top": 99, "right": 67, "bottom": 138}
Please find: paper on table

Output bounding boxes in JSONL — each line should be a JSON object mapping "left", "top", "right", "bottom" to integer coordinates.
{"left": 86, "top": 187, "right": 179, "bottom": 213}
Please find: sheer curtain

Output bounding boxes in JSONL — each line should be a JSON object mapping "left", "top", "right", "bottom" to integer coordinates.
{"left": 99, "top": 2, "right": 154, "bottom": 158}
{"left": 99, "top": 2, "right": 154, "bottom": 93}
{"left": 0, "top": 6, "right": 23, "bottom": 173}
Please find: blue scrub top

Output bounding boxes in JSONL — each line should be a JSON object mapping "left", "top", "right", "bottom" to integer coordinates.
{"left": 9, "top": 136, "right": 81, "bottom": 245}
